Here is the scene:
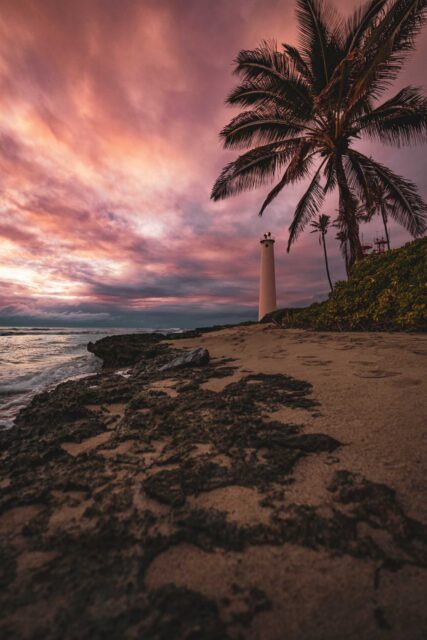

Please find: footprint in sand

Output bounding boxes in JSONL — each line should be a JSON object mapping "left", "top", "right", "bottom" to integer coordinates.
{"left": 390, "top": 376, "right": 422, "bottom": 386}
{"left": 297, "top": 356, "right": 332, "bottom": 366}
{"left": 354, "top": 369, "right": 401, "bottom": 378}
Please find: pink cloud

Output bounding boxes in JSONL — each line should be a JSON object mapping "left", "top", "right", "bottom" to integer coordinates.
{"left": 0, "top": 0, "right": 425, "bottom": 326}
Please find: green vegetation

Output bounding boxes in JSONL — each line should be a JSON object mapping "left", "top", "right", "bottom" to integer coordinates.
{"left": 269, "top": 238, "right": 427, "bottom": 331}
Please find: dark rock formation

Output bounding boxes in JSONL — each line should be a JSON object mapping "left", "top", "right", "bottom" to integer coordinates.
{"left": 159, "top": 347, "right": 210, "bottom": 371}
{"left": 87, "top": 322, "right": 254, "bottom": 368}
{"left": 87, "top": 332, "right": 167, "bottom": 368}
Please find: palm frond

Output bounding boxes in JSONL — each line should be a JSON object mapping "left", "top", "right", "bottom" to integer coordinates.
{"left": 211, "top": 139, "right": 302, "bottom": 201}
{"left": 335, "top": 155, "right": 359, "bottom": 218}
{"left": 282, "top": 43, "right": 313, "bottom": 81}
{"left": 351, "top": 150, "right": 427, "bottom": 236}
{"left": 344, "top": 0, "right": 389, "bottom": 53}
{"left": 345, "top": 151, "right": 376, "bottom": 215}
{"left": 227, "top": 78, "right": 312, "bottom": 117}
{"left": 347, "top": 0, "right": 427, "bottom": 106}
{"left": 220, "top": 108, "right": 303, "bottom": 150}
{"left": 227, "top": 81, "right": 293, "bottom": 110}
{"left": 380, "top": 0, "right": 427, "bottom": 60}
{"left": 353, "top": 85, "right": 427, "bottom": 146}
{"left": 233, "top": 41, "right": 313, "bottom": 115}
{"left": 287, "top": 160, "right": 326, "bottom": 250}
{"left": 295, "top": 0, "right": 344, "bottom": 92}
{"left": 323, "top": 156, "right": 337, "bottom": 192}
{"left": 315, "top": 49, "right": 356, "bottom": 112}
{"left": 258, "top": 141, "right": 315, "bottom": 216}
{"left": 234, "top": 40, "right": 287, "bottom": 79}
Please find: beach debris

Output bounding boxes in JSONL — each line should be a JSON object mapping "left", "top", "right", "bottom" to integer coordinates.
{"left": 159, "top": 347, "right": 210, "bottom": 371}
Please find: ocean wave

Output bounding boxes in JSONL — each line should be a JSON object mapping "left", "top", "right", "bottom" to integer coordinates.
{"left": 0, "top": 355, "right": 101, "bottom": 396}
{"left": 0, "top": 327, "right": 184, "bottom": 337}
{"left": 0, "top": 354, "right": 102, "bottom": 431}
{"left": 0, "top": 327, "right": 185, "bottom": 430}
{"left": 0, "top": 330, "right": 110, "bottom": 336}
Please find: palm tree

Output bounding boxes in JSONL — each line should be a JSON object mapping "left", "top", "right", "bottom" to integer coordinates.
{"left": 310, "top": 214, "right": 334, "bottom": 290}
{"left": 211, "top": 0, "right": 427, "bottom": 269}
{"left": 336, "top": 204, "right": 370, "bottom": 273}
{"left": 358, "top": 182, "right": 394, "bottom": 250}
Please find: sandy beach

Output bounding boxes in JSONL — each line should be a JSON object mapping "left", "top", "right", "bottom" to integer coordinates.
{"left": 1, "top": 324, "right": 426, "bottom": 639}
{"left": 168, "top": 325, "right": 427, "bottom": 638}
{"left": 177, "top": 325, "right": 427, "bottom": 522}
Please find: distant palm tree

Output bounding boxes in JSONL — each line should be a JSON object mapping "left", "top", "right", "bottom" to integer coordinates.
{"left": 358, "top": 182, "right": 395, "bottom": 250}
{"left": 336, "top": 205, "right": 369, "bottom": 274}
{"left": 211, "top": 0, "right": 427, "bottom": 269}
{"left": 311, "top": 214, "right": 334, "bottom": 291}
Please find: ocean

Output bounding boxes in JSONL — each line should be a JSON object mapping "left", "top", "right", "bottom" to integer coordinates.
{"left": 0, "top": 327, "right": 179, "bottom": 431}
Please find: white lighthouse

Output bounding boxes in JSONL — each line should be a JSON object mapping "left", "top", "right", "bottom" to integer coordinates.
{"left": 258, "top": 232, "right": 277, "bottom": 320}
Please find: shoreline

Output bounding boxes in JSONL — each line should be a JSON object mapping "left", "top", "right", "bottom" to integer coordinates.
{"left": 0, "top": 325, "right": 230, "bottom": 431}
{"left": 1, "top": 324, "right": 426, "bottom": 638}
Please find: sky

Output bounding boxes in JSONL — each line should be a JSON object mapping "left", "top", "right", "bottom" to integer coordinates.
{"left": 0, "top": 0, "right": 426, "bottom": 328}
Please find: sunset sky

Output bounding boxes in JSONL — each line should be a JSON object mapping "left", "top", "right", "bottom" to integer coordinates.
{"left": 0, "top": 0, "right": 426, "bottom": 328}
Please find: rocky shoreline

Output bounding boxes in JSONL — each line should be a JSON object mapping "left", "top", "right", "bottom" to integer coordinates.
{"left": 1, "top": 326, "right": 426, "bottom": 639}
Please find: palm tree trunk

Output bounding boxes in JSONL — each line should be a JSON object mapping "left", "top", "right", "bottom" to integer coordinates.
{"left": 343, "top": 241, "right": 350, "bottom": 278}
{"left": 338, "top": 192, "right": 363, "bottom": 270}
{"left": 322, "top": 234, "right": 333, "bottom": 292}
{"left": 380, "top": 206, "right": 391, "bottom": 250}
{"left": 336, "top": 157, "right": 364, "bottom": 270}
{"left": 350, "top": 216, "right": 364, "bottom": 265}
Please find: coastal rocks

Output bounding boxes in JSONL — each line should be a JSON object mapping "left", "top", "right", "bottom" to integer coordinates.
{"left": 144, "top": 469, "right": 186, "bottom": 507}
{"left": 142, "top": 585, "right": 230, "bottom": 639}
{"left": 86, "top": 323, "right": 254, "bottom": 369}
{"left": 159, "top": 347, "right": 210, "bottom": 371}
{"left": 87, "top": 333, "right": 167, "bottom": 368}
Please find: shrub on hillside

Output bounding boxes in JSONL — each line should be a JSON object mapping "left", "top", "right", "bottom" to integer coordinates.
{"left": 271, "top": 238, "right": 427, "bottom": 331}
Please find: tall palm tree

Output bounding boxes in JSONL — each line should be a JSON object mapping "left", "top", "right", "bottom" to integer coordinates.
{"left": 211, "top": 0, "right": 427, "bottom": 269}
{"left": 310, "top": 214, "right": 334, "bottom": 290}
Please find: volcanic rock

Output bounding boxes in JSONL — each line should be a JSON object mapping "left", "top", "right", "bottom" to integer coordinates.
{"left": 159, "top": 347, "right": 210, "bottom": 371}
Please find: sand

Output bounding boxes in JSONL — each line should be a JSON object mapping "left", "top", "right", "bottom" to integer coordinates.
{"left": 173, "top": 325, "right": 427, "bottom": 522}
{"left": 1, "top": 324, "right": 426, "bottom": 639}
{"left": 160, "top": 324, "right": 427, "bottom": 638}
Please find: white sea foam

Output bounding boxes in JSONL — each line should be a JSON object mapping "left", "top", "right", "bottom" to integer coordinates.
{"left": 0, "top": 326, "right": 182, "bottom": 430}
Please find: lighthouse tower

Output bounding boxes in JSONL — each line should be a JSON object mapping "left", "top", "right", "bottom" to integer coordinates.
{"left": 258, "top": 233, "right": 277, "bottom": 320}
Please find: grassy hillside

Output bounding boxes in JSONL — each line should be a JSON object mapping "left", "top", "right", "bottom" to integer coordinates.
{"left": 269, "top": 237, "right": 427, "bottom": 331}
